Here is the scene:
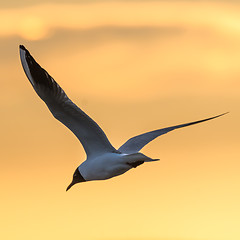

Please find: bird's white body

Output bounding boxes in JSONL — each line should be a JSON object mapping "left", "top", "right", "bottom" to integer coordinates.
{"left": 79, "top": 152, "right": 158, "bottom": 181}
{"left": 79, "top": 153, "right": 131, "bottom": 181}
{"left": 19, "top": 45, "right": 227, "bottom": 190}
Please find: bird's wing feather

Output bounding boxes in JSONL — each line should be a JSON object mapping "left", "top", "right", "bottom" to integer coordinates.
{"left": 19, "top": 45, "right": 118, "bottom": 158}
{"left": 118, "top": 113, "right": 228, "bottom": 154}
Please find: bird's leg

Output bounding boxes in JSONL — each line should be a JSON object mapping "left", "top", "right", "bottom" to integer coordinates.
{"left": 127, "top": 160, "right": 144, "bottom": 168}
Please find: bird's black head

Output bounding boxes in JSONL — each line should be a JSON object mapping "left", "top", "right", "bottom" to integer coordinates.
{"left": 66, "top": 168, "right": 86, "bottom": 191}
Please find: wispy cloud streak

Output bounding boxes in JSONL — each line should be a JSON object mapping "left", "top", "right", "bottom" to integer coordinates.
{"left": 1, "top": 1, "right": 240, "bottom": 40}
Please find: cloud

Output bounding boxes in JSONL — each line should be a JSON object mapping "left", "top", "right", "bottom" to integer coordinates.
{"left": 1, "top": 1, "right": 240, "bottom": 41}
{"left": 1, "top": 1, "right": 240, "bottom": 103}
{"left": 1, "top": 0, "right": 235, "bottom": 8}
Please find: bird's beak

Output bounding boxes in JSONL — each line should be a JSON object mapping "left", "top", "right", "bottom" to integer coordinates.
{"left": 66, "top": 180, "right": 76, "bottom": 191}
{"left": 66, "top": 169, "right": 86, "bottom": 191}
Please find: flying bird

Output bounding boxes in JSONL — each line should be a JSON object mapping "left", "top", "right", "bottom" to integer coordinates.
{"left": 19, "top": 45, "right": 227, "bottom": 191}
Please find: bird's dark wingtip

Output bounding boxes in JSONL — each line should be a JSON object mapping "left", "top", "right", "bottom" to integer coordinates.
{"left": 19, "top": 45, "right": 31, "bottom": 57}
{"left": 218, "top": 112, "right": 229, "bottom": 118}
{"left": 19, "top": 45, "right": 26, "bottom": 50}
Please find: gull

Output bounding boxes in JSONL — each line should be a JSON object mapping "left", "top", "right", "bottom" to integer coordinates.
{"left": 19, "top": 45, "right": 227, "bottom": 191}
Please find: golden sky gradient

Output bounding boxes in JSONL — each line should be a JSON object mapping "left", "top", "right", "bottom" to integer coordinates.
{"left": 0, "top": 1, "right": 239, "bottom": 240}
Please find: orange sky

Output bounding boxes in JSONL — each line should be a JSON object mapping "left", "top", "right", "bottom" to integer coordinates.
{"left": 0, "top": 1, "right": 239, "bottom": 240}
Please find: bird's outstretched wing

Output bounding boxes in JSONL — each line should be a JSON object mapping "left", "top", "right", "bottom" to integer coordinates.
{"left": 19, "top": 45, "right": 118, "bottom": 158}
{"left": 118, "top": 113, "right": 228, "bottom": 154}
